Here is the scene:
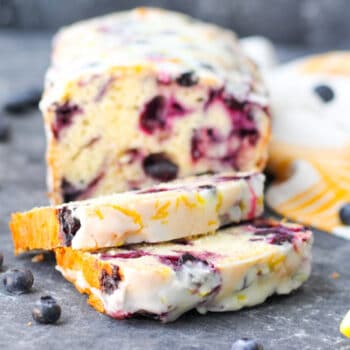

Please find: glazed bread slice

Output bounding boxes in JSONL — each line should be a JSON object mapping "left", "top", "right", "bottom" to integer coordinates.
{"left": 10, "top": 172, "right": 264, "bottom": 254}
{"left": 55, "top": 219, "right": 313, "bottom": 323}
{"left": 41, "top": 7, "right": 270, "bottom": 204}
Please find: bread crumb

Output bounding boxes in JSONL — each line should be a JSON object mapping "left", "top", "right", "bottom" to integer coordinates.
{"left": 27, "top": 322, "right": 32, "bottom": 327}
{"left": 331, "top": 272, "right": 340, "bottom": 279}
{"left": 31, "top": 254, "right": 45, "bottom": 263}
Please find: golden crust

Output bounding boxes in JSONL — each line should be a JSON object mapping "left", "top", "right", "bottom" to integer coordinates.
{"left": 9, "top": 207, "right": 61, "bottom": 255}
{"left": 55, "top": 248, "right": 108, "bottom": 313}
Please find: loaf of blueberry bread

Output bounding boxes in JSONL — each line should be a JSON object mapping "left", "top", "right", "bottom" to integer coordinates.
{"left": 10, "top": 172, "right": 264, "bottom": 253}
{"left": 55, "top": 219, "right": 313, "bottom": 322}
{"left": 41, "top": 7, "right": 270, "bottom": 204}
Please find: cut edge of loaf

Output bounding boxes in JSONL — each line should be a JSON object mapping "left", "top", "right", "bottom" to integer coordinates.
{"left": 10, "top": 208, "right": 60, "bottom": 255}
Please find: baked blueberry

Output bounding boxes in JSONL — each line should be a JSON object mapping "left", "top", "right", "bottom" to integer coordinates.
{"left": 231, "top": 338, "right": 263, "bottom": 350}
{"left": 198, "top": 184, "right": 215, "bottom": 190}
{"left": 60, "top": 178, "right": 84, "bottom": 203}
{"left": 191, "top": 130, "right": 205, "bottom": 161}
{"left": 339, "top": 203, "right": 350, "bottom": 225}
{"left": 3, "top": 87, "right": 42, "bottom": 114}
{"left": 60, "top": 172, "right": 104, "bottom": 203}
{"left": 168, "top": 100, "right": 186, "bottom": 116}
{"left": 58, "top": 206, "right": 81, "bottom": 246}
{"left": 191, "top": 128, "right": 221, "bottom": 162}
{"left": 32, "top": 295, "right": 61, "bottom": 324}
{"left": 140, "top": 95, "right": 166, "bottom": 134}
{"left": 99, "top": 266, "right": 121, "bottom": 294}
{"left": 137, "top": 187, "right": 169, "bottom": 194}
{"left": 3, "top": 268, "right": 34, "bottom": 294}
{"left": 314, "top": 84, "right": 334, "bottom": 103}
{"left": 142, "top": 153, "right": 178, "bottom": 181}
{"left": 176, "top": 71, "right": 199, "bottom": 87}
{"left": 52, "top": 102, "right": 82, "bottom": 139}
{"left": 178, "top": 253, "right": 199, "bottom": 265}
{"left": 253, "top": 225, "right": 297, "bottom": 245}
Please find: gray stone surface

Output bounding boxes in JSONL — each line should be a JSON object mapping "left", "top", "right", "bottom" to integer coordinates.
{"left": 0, "top": 32, "right": 350, "bottom": 349}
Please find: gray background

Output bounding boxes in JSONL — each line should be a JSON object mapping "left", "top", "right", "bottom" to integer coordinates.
{"left": 1, "top": 1, "right": 350, "bottom": 349}
{"left": 0, "top": 0, "right": 350, "bottom": 48}
{"left": 0, "top": 34, "right": 349, "bottom": 349}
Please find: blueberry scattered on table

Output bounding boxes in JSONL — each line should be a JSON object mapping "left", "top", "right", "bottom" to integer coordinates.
{"left": 314, "top": 84, "right": 334, "bottom": 103}
{"left": 0, "top": 116, "right": 10, "bottom": 142}
{"left": 339, "top": 203, "right": 350, "bottom": 225}
{"left": 32, "top": 295, "right": 61, "bottom": 324}
{"left": 231, "top": 338, "right": 264, "bottom": 350}
{"left": 3, "top": 87, "right": 42, "bottom": 115}
{"left": 2, "top": 268, "right": 34, "bottom": 294}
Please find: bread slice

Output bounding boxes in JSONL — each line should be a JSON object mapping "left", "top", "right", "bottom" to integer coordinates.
{"left": 55, "top": 219, "right": 313, "bottom": 322}
{"left": 10, "top": 172, "right": 264, "bottom": 254}
{"left": 41, "top": 7, "right": 270, "bottom": 204}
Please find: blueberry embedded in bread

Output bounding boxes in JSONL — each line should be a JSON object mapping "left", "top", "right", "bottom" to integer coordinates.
{"left": 55, "top": 219, "right": 313, "bottom": 322}
{"left": 40, "top": 7, "right": 270, "bottom": 204}
{"left": 10, "top": 172, "right": 264, "bottom": 253}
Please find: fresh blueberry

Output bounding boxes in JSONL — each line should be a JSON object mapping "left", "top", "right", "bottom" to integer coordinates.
{"left": 176, "top": 71, "right": 199, "bottom": 87}
{"left": 231, "top": 338, "right": 264, "bottom": 350}
{"left": 32, "top": 295, "right": 61, "bottom": 324}
{"left": 142, "top": 153, "right": 178, "bottom": 181}
{"left": 0, "top": 116, "right": 10, "bottom": 142}
{"left": 339, "top": 203, "right": 350, "bottom": 225}
{"left": 3, "top": 87, "right": 42, "bottom": 114}
{"left": 3, "top": 268, "right": 34, "bottom": 294}
{"left": 314, "top": 84, "right": 335, "bottom": 103}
